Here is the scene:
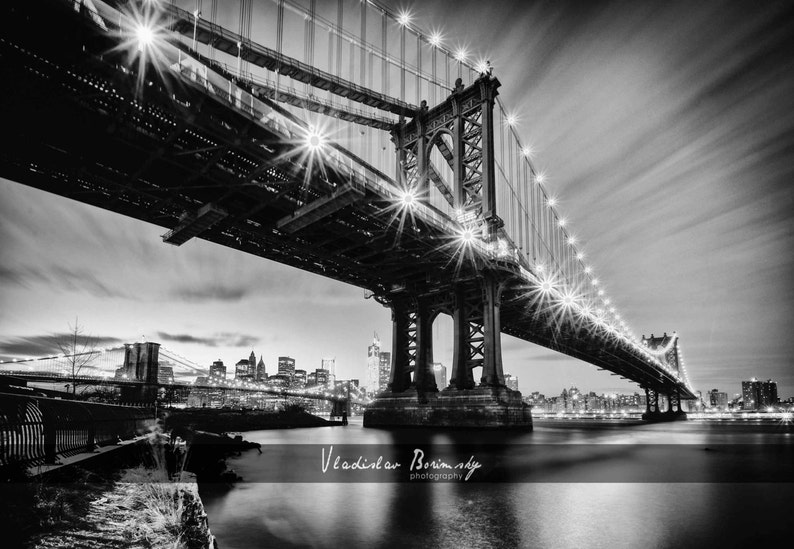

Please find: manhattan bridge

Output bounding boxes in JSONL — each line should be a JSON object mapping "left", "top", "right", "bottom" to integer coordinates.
{"left": 0, "top": 0, "right": 695, "bottom": 428}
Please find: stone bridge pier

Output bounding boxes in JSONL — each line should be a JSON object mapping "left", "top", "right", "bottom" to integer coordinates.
{"left": 363, "top": 275, "right": 532, "bottom": 429}
{"left": 641, "top": 387, "right": 687, "bottom": 421}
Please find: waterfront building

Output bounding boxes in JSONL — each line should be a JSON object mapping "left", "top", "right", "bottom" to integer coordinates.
{"left": 709, "top": 389, "right": 729, "bottom": 409}
{"left": 432, "top": 363, "right": 447, "bottom": 389}
{"left": 586, "top": 392, "right": 603, "bottom": 411}
{"left": 307, "top": 372, "right": 317, "bottom": 386}
{"left": 504, "top": 373, "right": 519, "bottom": 391}
{"left": 209, "top": 360, "right": 226, "bottom": 380}
{"left": 742, "top": 378, "right": 778, "bottom": 410}
{"left": 367, "top": 333, "right": 380, "bottom": 393}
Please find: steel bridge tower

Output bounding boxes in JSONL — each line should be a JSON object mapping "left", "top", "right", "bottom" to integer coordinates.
{"left": 364, "top": 76, "right": 532, "bottom": 429}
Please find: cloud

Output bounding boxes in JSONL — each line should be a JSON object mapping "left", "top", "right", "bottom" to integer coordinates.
{"left": 0, "top": 333, "right": 123, "bottom": 360}
{"left": 0, "top": 265, "right": 128, "bottom": 298}
{"left": 168, "top": 269, "right": 362, "bottom": 306}
{"left": 156, "top": 331, "right": 260, "bottom": 348}
{"left": 172, "top": 284, "right": 249, "bottom": 303}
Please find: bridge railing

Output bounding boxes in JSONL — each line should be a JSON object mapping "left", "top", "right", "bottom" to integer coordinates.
{"left": 0, "top": 393, "right": 155, "bottom": 468}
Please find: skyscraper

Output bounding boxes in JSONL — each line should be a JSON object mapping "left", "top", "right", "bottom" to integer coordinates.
{"left": 322, "top": 358, "right": 336, "bottom": 387}
{"left": 278, "top": 356, "right": 296, "bottom": 379}
{"left": 367, "top": 333, "right": 380, "bottom": 393}
{"left": 504, "top": 373, "right": 519, "bottom": 391}
{"left": 432, "top": 363, "right": 446, "bottom": 389}
{"left": 255, "top": 356, "right": 267, "bottom": 382}
{"left": 378, "top": 352, "right": 391, "bottom": 392}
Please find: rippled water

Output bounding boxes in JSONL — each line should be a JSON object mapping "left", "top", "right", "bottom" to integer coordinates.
{"left": 199, "top": 418, "right": 794, "bottom": 548}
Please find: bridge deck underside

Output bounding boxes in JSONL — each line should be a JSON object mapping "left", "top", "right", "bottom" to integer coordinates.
{"left": 0, "top": 0, "right": 692, "bottom": 399}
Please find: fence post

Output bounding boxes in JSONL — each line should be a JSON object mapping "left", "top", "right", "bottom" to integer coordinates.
{"left": 39, "top": 400, "right": 58, "bottom": 465}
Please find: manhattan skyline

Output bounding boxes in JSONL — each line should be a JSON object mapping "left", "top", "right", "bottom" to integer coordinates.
{"left": 1, "top": 0, "right": 793, "bottom": 398}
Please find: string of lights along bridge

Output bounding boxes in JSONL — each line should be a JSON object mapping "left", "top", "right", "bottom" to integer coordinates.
{"left": 0, "top": 346, "right": 369, "bottom": 405}
{"left": 0, "top": 0, "right": 695, "bottom": 426}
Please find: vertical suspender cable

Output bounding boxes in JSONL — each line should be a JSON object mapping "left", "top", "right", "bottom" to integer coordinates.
{"left": 276, "top": 0, "right": 284, "bottom": 103}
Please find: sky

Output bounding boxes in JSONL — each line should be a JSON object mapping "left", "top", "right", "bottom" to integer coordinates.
{"left": 1, "top": 0, "right": 793, "bottom": 399}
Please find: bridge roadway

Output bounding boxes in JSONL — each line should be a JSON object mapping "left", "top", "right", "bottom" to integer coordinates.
{"left": 0, "top": 0, "right": 694, "bottom": 402}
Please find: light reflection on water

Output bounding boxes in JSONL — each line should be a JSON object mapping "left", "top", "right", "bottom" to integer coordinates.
{"left": 199, "top": 420, "right": 793, "bottom": 549}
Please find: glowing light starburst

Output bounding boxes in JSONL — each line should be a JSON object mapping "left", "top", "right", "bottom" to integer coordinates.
{"left": 111, "top": 0, "right": 172, "bottom": 95}
{"left": 305, "top": 127, "right": 326, "bottom": 151}
{"left": 397, "top": 10, "right": 412, "bottom": 26}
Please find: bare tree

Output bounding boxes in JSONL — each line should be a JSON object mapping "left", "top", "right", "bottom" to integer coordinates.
{"left": 55, "top": 317, "right": 98, "bottom": 395}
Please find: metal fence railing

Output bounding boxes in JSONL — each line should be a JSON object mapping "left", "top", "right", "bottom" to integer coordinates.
{"left": 0, "top": 393, "right": 154, "bottom": 468}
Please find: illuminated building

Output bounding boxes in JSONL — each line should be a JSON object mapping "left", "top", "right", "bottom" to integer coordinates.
{"left": 504, "top": 373, "right": 518, "bottom": 391}
{"left": 157, "top": 365, "right": 174, "bottom": 385}
{"left": 294, "top": 369, "right": 307, "bottom": 388}
{"left": 433, "top": 363, "right": 447, "bottom": 389}
{"left": 367, "top": 333, "right": 381, "bottom": 393}
{"left": 379, "top": 352, "right": 391, "bottom": 391}
{"left": 235, "top": 359, "right": 253, "bottom": 381}
{"left": 278, "top": 356, "right": 296, "bottom": 379}
{"left": 708, "top": 389, "right": 729, "bottom": 409}
{"left": 315, "top": 368, "right": 329, "bottom": 387}
{"left": 742, "top": 378, "right": 778, "bottom": 410}
{"left": 209, "top": 360, "right": 226, "bottom": 380}
{"left": 322, "top": 358, "right": 336, "bottom": 387}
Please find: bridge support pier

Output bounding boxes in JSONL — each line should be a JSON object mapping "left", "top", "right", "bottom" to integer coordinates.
{"left": 642, "top": 388, "right": 687, "bottom": 422}
{"left": 365, "top": 278, "right": 531, "bottom": 430}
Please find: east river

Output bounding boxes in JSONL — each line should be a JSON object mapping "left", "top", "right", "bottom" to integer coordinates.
{"left": 199, "top": 417, "right": 794, "bottom": 548}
